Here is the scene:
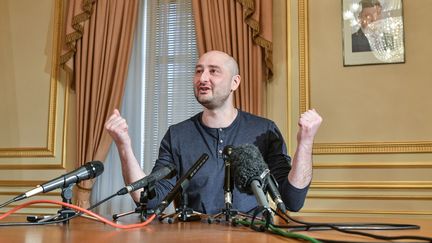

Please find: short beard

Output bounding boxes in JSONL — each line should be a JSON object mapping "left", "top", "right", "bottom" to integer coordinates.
{"left": 195, "top": 93, "right": 230, "bottom": 110}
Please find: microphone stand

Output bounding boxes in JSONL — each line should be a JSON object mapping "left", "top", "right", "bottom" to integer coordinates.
{"left": 208, "top": 146, "right": 241, "bottom": 224}
{"left": 158, "top": 192, "right": 203, "bottom": 223}
{"left": 27, "top": 184, "right": 77, "bottom": 224}
{"left": 58, "top": 183, "right": 77, "bottom": 223}
{"left": 112, "top": 184, "right": 156, "bottom": 222}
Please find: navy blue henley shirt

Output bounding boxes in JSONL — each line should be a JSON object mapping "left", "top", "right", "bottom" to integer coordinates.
{"left": 146, "top": 110, "right": 309, "bottom": 214}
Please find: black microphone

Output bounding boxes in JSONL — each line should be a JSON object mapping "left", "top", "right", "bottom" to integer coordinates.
{"left": 231, "top": 144, "right": 270, "bottom": 210}
{"left": 223, "top": 146, "right": 234, "bottom": 208}
{"left": 266, "top": 173, "right": 287, "bottom": 213}
{"left": 153, "top": 153, "right": 209, "bottom": 215}
{"left": 13, "top": 161, "right": 104, "bottom": 202}
{"left": 117, "top": 163, "right": 177, "bottom": 195}
{"left": 230, "top": 144, "right": 287, "bottom": 213}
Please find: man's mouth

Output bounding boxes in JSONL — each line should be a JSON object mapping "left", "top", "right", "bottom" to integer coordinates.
{"left": 198, "top": 86, "right": 210, "bottom": 93}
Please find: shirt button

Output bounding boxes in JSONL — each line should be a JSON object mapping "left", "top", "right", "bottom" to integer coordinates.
{"left": 219, "top": 128, "right": 223, "bottom": 131}
{"left": 218, "top": 149, "right": 223, "bottom": 154}
{"left": 219, "top": 139, "right": 223, "bottom": 144}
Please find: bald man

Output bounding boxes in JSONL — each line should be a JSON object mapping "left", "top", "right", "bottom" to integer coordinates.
{"left": 105, "top": 50, "right": 322, "bottom": 215}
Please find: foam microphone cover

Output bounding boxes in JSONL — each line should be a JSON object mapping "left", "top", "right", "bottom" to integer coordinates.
{"left": 230, "top": 144, "right": 268, "bottom": 194}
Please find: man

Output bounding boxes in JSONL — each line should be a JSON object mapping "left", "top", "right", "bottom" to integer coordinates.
{"left": 105, "top": 50, "right": 322, "bottom": 214}
{"left": 352, "top": 0, "right": 382, "bottom": 52}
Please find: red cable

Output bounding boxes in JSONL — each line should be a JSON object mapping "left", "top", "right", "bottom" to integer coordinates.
{"left": 0, "top": 199, "right": 155, "bottom": 229}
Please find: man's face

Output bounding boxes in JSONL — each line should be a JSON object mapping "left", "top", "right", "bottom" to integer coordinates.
{"left": 359, "top": 6, "right": 381, "bottom": 29}
{"left": 193, "top": 52, "right": 237, "bottom": 109}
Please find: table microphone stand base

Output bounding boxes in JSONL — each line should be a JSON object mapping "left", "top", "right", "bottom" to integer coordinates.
{"left": 158, "top": 193, "right": 203, "bottom": 224}
{"left": 113, "top": 189, "right": 155, "bottom": 222}
{"left": 27, "top": 184, "right": 76, "bottom": 224}
{"left": 208, "top": 206, "right": 255, "bottom": 225}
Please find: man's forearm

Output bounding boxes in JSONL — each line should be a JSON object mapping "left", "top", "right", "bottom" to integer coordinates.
{"left": 288, "top": 142, "right": 313, "bottom": 189}
{"left": 117, "top": 143, "right": 146, "bottom": 202}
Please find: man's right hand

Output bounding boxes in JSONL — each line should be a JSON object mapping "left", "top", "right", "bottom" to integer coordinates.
{"left": 105, "top": 109, "right": 131, "bottom": 147}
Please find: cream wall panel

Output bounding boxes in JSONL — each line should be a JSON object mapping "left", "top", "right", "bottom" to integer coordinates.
{"left": 0, "top": 0, "right": 71, "bottom": 215}
{"left": 0, "top": 0, "right": 52, "bottom": 148}
{"left": 270, "top": 0, "right": 432, "bottom": 218}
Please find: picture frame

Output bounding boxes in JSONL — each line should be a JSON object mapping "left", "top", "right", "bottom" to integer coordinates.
{"left": 342, "top": 0, "right": 405, "bottom": 66}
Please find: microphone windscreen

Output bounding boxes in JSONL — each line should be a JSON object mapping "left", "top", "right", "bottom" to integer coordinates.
{"left": 230, "top": 144, "right": 268, "bottom": 194}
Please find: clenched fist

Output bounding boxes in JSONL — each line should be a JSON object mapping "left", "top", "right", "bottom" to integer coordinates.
{"left": 297, "top": 109, "right": 322, "bottom": 145}
{"left": 105, "top": 109, "right": 131, "bottom": 147}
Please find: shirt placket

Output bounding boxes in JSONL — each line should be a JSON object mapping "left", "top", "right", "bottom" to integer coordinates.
{"left": 217, "top": 128, "right": 225, "bottom": 159}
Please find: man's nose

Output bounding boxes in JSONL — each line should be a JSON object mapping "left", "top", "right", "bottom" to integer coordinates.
{"left": 200, "top": 70, "right": 210, "bottom": 83}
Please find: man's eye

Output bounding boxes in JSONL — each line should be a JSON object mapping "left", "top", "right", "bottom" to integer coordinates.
{"left": 195, "top": 69, "right": 203, "bottom": 74}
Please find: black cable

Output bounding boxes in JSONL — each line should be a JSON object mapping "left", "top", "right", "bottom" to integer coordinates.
{"left": 274, "top": 211, "right": 432, "bottom": 242}
{"left": 315, "top": 239, "right": 428, "bottom": 243}
{"left": 273, "top": 211, "right": 419, "bottom": 231}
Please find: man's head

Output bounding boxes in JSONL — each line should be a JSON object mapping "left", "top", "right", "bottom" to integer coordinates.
{"left": 359, "top": 0, "right": 382, "bottom": 29}
{"left": 193, "top": 50, "right": 241, "bottom": 110}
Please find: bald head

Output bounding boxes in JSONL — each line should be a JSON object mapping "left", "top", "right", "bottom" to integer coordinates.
{"left": 200, "top": 51, "right": 239, "bottom": 77}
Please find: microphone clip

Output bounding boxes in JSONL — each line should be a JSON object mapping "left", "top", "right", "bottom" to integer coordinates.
{"left": 31, "top": 183, "right": 77, "bottom": 224}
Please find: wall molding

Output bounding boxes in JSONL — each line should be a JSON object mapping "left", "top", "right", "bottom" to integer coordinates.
{"left": 307, "top": 194, "right": 432, "bottom": 200}
{"left": 314, "top": 161, "right": 432, "bottom": 168}
{"left": 311, "top": 181, "right": 432, "bottom": 189}
{"left": 297, "top": 0, "right": 432, "bottom": 155}
{"left": 294, "top": 209, "right": 432, "bottom": 216}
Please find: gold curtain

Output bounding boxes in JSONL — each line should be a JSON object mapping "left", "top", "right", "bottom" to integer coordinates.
{"left": 60, "top": 0, "right": 139, "bottom": 208}
{"left": 192, "top": 0, "right": 273, "bottom": 116}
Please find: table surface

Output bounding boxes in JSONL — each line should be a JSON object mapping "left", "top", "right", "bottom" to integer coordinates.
{"left": 0, "top": 214, "right": 431, "bottom": 243}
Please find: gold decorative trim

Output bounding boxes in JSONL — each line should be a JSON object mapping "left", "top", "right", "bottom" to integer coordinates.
{"left": 1, "top": 191, "right": 61, "bottom": 197}
{"left": 0, "top": 164, "right": 65, "bottom": 170}
{"left": 314, "top": 141, "right": 432, "bottom": 154}
{"left": 0, "top": 148, "right": 54, "bottom": 158}
{"left": 314, "top": 161, "right": 432, "bottom": 168}
{"left": 0, "top": 180, "right": 49, "bottom": 186}
{"left": 294, "top": 209, "right": 432, "bottom": 216}
{"left": 297, "top": 0, "right": 432, "bottom": 155}
{"left": 298, "top": 0, "right": 309, "bottom": 113}
{"left": 60, "top": 48, "right": 70, "bottom": 169}
{"left": 307, "top": 194, "right": 432, "bottom": 200}
{"left": 286, "top": 0, "right": 293, "bottom": 155}
{"left": 311, "top": 181, "right": 432, "bottom": 189}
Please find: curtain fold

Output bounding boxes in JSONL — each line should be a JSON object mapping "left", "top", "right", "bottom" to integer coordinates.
{"left": 60, "top": 0, "right": 139, "bottom": 208}
{"left": 192, "top": 0, "right": 272, "bottom": 116}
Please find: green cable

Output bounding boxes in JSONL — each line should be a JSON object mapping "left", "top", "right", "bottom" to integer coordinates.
{"left": 234, "top": 218, "right": 322, "bottom": 243}
{"left": 269, "top": 224, "right": 322, "bottom": 243}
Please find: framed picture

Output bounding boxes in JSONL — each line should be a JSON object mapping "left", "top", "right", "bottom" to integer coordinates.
{"left": 342, "top": 0, "right": 405, "bottom": 66}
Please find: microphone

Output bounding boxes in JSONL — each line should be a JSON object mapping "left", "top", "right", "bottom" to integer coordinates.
{"left": 117, "top": 163, "right": 177, "bottom": 195}
{"left": 13, "top": 161, "right": 104, "bottom": 202}
{"left": 153, "top": 153, "right": 209, "bottom": 215}
{"left": 231, "top": 144, "right": 287, "bottom": 213}
{"left": 223, "top": 146, "right": 234, "bottom": 208}
{"left": 231, "top": 144, "right": 270, "bottom": 210}
{"left": 266, "top": 173, "right": 287, "bottom": 213}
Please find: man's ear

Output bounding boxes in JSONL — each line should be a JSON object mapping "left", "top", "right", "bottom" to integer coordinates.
{"left": 231, "top": 75, "right": 241, "bottom": 91}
